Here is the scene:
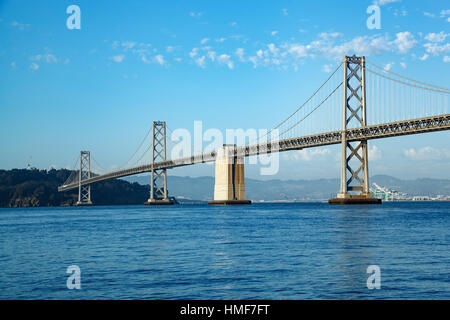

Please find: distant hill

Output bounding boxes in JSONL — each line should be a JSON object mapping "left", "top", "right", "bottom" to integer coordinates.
{"left": 0, "top": 169, "right": 148, "bottom": 208}
{"left": 1, "top": 168, "right": 449, "bottom": 207}
{"left": 124, "top": 175, "right": 450, "bottom": 201}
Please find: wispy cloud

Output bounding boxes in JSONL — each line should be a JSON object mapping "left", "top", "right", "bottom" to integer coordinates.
{"left": 190, "top": 12, "right": 203, "bottom": 18}
{"left": 107, "top": 28, "right": 445, "bottom": 71}
{"left": 322, "top": 64, "right": 332, "bottom": 73}
{"left": 383, "top": 62, "right": 394, "bottom": 71}
{"left": 373, "top": 0, "right": 401, "bottom": 6}
{"left": 10, "top": 21, "right": 30, "bottom": 30}
{"left": 111, "top": 54, "right": 125, "bottom": 63}
{"left": 424, "top": 31, "right": 448, "bottom": 43}
{"left": 154, "top": 54, "right": 166, "bottom": 65}
{"left": 195, "top": 56, "right": 206, "bottom": 68}
{"left": 30, "top": 54, "right": 58, "bottom": 64}
{"left": 285, "top": 148, "right": 331, "bottom": 161}
{"left": 420, "top": 53, "right": 429, "bottom": 61}
{"left": 369, "top": 145, "right": 382, "bottom": 161}
{"left": 29, "top": 62, "right": 39, "bottom": 71}
{"left": 404, "top": 146, "right": 450, "bottom": 161}
{"left": 217, "top": 54, "right": 234, "bottom": 69}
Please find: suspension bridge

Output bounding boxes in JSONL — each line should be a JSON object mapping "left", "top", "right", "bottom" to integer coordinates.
{"left": 58, "top": 56, "right": 450, "bottom": 205}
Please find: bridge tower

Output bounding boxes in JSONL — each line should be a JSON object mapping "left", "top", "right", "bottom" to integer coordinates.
{"left": 76, "top": 151, "right": 93, "bottom": 206}
{"left": 145, "top": 121, "right": 174, "bottom": 205}
{"left": 329, "top": 56, "right": 381, "bottom": 204}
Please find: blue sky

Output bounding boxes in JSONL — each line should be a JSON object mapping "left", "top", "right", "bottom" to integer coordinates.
{"left": 0, "top": 0, "right": 449, "bottom": 180}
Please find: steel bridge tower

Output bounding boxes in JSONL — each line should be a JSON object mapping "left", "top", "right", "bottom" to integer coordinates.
{"left": 76, "top": 151, "right": 93, "bottom": 206}
{"left": 145, "top": 121, "right": 174, "bottom": 205}
{"left": 329, "top": 56, "right": 381, "bottom": 204}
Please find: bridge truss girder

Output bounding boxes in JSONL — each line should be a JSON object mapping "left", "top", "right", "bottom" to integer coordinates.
{"left": 57, "top": 113, "right": 450, "bottom": 193}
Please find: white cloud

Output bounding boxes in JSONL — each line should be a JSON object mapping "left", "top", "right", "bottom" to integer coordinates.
{"left": 374, "top": 0, "right": 401, "bottom": 6}
{"left": 423, "top": 12, "right": 435, "bottom": 18}
{"left": 200, "top": 38, "right": 209, "bottom": 44}
{"left": 393, "top": 9, "right": 407, "bottom": 17}
{"left": 288, "top": 148, "right": 331, "bottom": 161}
{"left": 322, "top": 64, "right": 332, "bottom": 73}
{"left": 369, "top": 145, "right": 382, "bottom": 161}
{"left": 440, "top": 9, "right": 450, "bottom": 17}
{"left": 424, "top": 31, "right": 448, "bottom": 43}
{"left": 230, "top": 22, "right": 237, "bottom": 27}
{"left": 424, "top": 42, "right": 450, "bottom": 56}
{"left": 287, "top": 43, "right": 312, "bottom": 59}
{"left": 154, "top": 54, "right": 166, "bottom": 65}
{"left": 10, "top": 21, "right": 30, "bottom": 30}
{"left": 393, "top": 31, "right": 417, "bottom": 54}
{"left": 195, "top": 56, "right": 206, "bottom": 68}
{"left": 206, "top": 50, "right": 216, "bottom": 61}
{"left": 420, "top": 53, "right": 429, "bottom": 61}
{"left": 111, "top": 54, "right": 125, "bottom": 63}
{"left": 268, "top": 43, "right": 279, "bottom": 55}
{"left": 319, "top": 32, "right": 343, "bottom": 40}
{"left": 235, "top": 48, "right": 245, "bottom": 62}
{"left": 190, "top": 12, "right": 203, "bottom": 18}
{"left": 166, "top": 46, "right": 175, "bottom": 52}
{"left": 271, "top": 30, "right": 278, "bottom": 36}
{"left": 384, "top": 62, "right": 394, "bottom": 71}
{"left": 403, "top": 146, "right": 450, "bottom": 161}
{"left": 31, "top": 54, "right": 58, "bottom": 64}
{"left": 121, "top": 41, "right": 136, "bottom": 50}
{"left": 11, "top": 61, "right": 16, "bottom": 68}
{"left": 324, "top": 35, "right": 391, "bottom": 58}
{"left": 189, "top": 48, "right": 199, "bottom": 58}
{"left": 444, "top": 56, "right": 450, "bottom": 63}
{"left": 217, "top": 54, "right": 234, "bottom": 69}
{"left": 400, "top": 62, "right": 406, "bottom": 68}
{"left": 29, "top": 62, "right": 39, "bottom": 71}
{"left": 216, "top": 37, "right": 226, "bottom": 43}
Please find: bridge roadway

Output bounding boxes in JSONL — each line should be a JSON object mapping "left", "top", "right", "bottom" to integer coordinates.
{"left": 58, "top": 114, "right": 450, "bottom": 192}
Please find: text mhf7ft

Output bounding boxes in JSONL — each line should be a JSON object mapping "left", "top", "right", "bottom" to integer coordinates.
{"left": 179, "top": 304, "right": 270, "bottom": 317}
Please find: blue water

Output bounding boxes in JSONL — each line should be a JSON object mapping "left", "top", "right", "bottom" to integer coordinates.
{"left": 0, "top": 202, "right": 449, "bottom": 299}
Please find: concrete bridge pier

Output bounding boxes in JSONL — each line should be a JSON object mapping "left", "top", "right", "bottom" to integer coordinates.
{"left": 208, "top": 145, "right": 251, "bottom": 205}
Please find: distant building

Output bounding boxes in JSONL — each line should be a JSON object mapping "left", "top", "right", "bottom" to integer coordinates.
{"left": 370, "top": 183, "right": 449, "bottom": 201}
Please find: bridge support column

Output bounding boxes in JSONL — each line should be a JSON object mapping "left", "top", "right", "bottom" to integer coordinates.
{"left": 76, "top": 151, "right": 93, "bottom": 206}
{"left": 145, "top": 121, "right": 174, "bottom": 205}
{"left": 329, "top": 56, "right": 381, "bottom": 205}
{"left": 208, "top": 145, "right": 251, "bottom": 205}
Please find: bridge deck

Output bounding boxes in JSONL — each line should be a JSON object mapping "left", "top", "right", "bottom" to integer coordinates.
{"left": 58, "top": 114, "right": 450, "bottom": 192}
